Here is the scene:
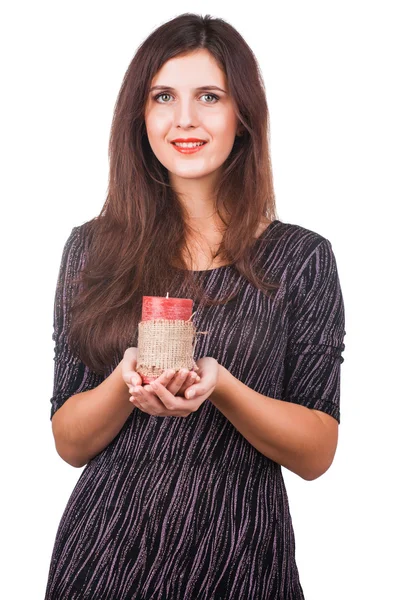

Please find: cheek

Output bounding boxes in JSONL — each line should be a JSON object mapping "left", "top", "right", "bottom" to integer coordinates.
{"left": 145, "top": 112, "right": 170, "bottom": 145}
{"left": 207, "top": 142, "right": 235, "bottom": 168}
{"left": 208, "top": 114, "right": 237, "bottom": 153}
{"left": 207, "top": 109, "right": 237, "bottom": 135}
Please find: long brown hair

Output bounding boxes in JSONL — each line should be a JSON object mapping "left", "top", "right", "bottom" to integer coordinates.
{"left": 68, "top": 12, "right": 279, "bottom": 374}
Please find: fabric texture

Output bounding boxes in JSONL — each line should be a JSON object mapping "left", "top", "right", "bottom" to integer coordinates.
{"left": 45, "top": 219, "right": 346, "bottom": 600}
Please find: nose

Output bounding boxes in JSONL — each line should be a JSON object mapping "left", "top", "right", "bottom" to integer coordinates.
{"left": 173, "top": 97, "right": 198, "bottom": 129}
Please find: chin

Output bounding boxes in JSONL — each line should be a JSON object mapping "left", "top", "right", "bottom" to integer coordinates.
{"left": 168, "top": 164, "right": 216, "bottom": 178}
{"left": 172, "top": 171, "right": 217, "bottom": 181}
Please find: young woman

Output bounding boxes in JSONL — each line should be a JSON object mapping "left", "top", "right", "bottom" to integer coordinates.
{"left": 45, "top": 13, "right": 346, "bottom": 600}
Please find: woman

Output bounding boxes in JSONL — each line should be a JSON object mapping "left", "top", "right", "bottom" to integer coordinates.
{"left": 45, "top": 13, "right": 346, "bottom": 600}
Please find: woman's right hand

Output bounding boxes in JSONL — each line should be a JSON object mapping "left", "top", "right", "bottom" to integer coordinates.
{"left": 121, "top": 347, "right": 200, "bottom": 398}
{"left": 121, "top": 347, "right": 143, "bottom": 388}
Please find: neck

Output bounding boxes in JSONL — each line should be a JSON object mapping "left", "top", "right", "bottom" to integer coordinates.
{"left": 169, "top": 168, "right": 225, "bottom": 232}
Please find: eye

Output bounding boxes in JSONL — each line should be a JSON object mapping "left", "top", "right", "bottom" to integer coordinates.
{"left": 200, "top": 93, "right": 219, "bottom": 103}
{"left": 154, "top": 93, "right": 173, "bottom": 103}
{"left": 153, "top": 92, "right": 220, "bottom": 104}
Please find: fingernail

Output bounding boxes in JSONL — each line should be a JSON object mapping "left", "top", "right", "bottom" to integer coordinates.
{"left": 187, "top": 390, "right": 195, "bottom": 398}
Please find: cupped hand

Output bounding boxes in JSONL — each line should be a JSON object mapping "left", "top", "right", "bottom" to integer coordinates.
{"left": 129, "top": 356, "right": 219, "bottom": 417}
{"left": 121, "top": 347, "right": 202, "bottom": 416}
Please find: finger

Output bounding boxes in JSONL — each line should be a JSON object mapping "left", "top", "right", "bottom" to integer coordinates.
{"left": 130, "top": 384, "right": 163, "bottom": 409}
{"left": 123, "top": 347, "right": 138, "bottom": 363}
{"left": 130, "top": 367, "right": 175, "bottom": 390}
{"left": 123, "top": 370, "right": 142, "bottom": 387}
{"left": 122, "top": 370, "right": 134, "bottom": 385}
{"left": 149, "top": 378, "right": 178, "bottom": 410}
{"left": 185, "top": 380, "right": 204, "bottom": 399}
{"left": 132, "top": 373, "right": 143, "bottom": 386}
{"left": 153, "top": 369, "right": 176, "bottom": 384}
{"left": 130, "top": 395, "right": 141, "bottom": 408}
{"left": 176, "top": 371, "right": 201, "bottom": 395}
{"left": 129, "top": 386, "right": 143, "bottom": 407}
{"left": 165, "top": 368, "right": 190, "bottom": 396}
{"left": 128, "top": 382, "right": 144, "bottom": 394}
{"left": 139, "top": 382, "right": 176, "bottom": 414}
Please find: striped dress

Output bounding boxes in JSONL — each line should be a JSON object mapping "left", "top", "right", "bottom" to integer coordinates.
{"left": 45, "top": 219, "right": 346, "bottom": 600}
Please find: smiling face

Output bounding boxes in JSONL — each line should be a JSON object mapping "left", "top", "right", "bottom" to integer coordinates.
{"left": 144, "top": 49, "right": 240, "bottom": 187}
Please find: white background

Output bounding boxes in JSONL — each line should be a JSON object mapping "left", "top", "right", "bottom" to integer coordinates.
{"left": 1, "top": 1, "right": 399, "bottom": 598}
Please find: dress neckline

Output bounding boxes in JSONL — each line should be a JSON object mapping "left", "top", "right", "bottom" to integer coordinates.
{"left": 185, "top": 219, "right": 281, "bottom": 274}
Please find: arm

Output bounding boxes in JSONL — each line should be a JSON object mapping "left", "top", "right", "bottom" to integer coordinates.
{"left": 211, "top": 366, "right": 338, "bottom": 480}
{"left": 52, "top": 361, "right": 134, "bottom": 468}
{"left": 211, "top": 238, "right": 345, "bottom": 481}
{"left": 49, "top": 225, "right": 134, "bottom": 468}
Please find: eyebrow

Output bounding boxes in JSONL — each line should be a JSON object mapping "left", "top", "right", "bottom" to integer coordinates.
{"left": 149, "top": 85, "right": 227, "bottom": 94}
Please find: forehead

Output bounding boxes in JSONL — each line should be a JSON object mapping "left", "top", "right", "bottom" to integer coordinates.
{"left": 150, "top": 50, "right": 226, "bottom": 88}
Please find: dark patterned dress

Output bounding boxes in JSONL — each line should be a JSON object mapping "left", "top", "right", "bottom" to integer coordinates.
{"left": 45, "top": 219, "right": 346, "bottom": 599}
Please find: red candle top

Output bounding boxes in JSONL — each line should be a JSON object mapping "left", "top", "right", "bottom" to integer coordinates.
{"left": 142, "top": 295, "right": 193, "bottom": 321}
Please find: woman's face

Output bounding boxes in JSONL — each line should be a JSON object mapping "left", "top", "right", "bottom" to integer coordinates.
{"left": 144, "top": 49, "right": 240, "bottom": 184}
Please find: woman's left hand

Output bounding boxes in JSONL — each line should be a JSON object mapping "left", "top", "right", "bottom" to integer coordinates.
{"left": 129, "top": 357, "right": 219, "bottom": 417}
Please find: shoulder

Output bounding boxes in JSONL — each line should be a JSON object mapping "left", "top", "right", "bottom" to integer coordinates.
{"left": 273, "top": 223, "right": 343, "bottom": 315}
{"left": 261, "top": 220, "right": 340, "bottom": 297}
{"left": 272, "top": 219, "right": 335, "bottom": 270}
{"left": 62, "top": 218, "right": 98, "bottom": 253}
{"left": 69, "top": 217, "right": 98, "bottom": 242}
{"left": 58, "top": 218, "right": 98, "bottom": 275}
{"left": 272, "top": 219, "right": 331, "bottom": 261}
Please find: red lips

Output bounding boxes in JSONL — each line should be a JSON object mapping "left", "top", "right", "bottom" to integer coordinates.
{"left": 171, "top": 140, "right": 207, "bottom": 154}
{"left": 171, "top": 138, "right": 207, "bottom": 143}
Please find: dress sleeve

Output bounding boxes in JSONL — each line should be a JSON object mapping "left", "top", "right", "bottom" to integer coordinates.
{"left": 50, "top": 226, "right": 106, "bottom": 420}
{"left": 282, "top": 238, "right": 346, "bottom": 422}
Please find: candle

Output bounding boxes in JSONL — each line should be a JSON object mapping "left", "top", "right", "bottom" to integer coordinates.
{"left": 142, "top": 294, "right": 193, "bottom": 321}
{"left": 137, "top": 294, "right": 196, "bottom": 384}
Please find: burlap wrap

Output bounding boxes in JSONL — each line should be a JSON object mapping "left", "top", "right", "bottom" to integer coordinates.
{"left": 136, "top": 318, "right": 202, "bottom": 381}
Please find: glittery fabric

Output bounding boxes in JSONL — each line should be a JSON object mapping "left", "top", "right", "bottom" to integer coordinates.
{"left": 45, "top": 219, "right": 345, "bottom": 599}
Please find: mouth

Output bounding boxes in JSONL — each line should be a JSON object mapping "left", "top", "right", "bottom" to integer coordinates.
{"left": 171, "top": 141, "right": 208, "bottom": 154}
